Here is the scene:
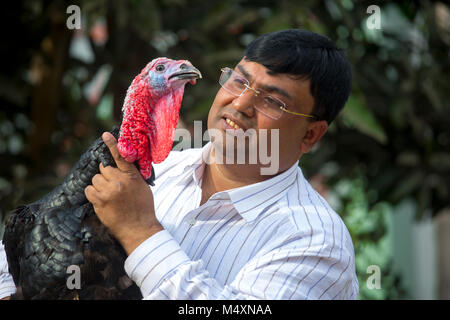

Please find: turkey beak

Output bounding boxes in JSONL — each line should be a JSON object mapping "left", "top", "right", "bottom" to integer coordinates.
{"left": 169, "top": 63, "right": 202, "bottom": 82}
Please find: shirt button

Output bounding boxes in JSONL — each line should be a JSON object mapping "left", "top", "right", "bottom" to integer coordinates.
{"left": 188, "top": 218, "right": 196, "bottom": 226}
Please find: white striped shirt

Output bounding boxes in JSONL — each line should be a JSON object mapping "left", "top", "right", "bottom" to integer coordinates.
{"left": 0, "top": 142, "right": 359, "bottom": 300}
{"left": 0, "top": 241, "right": 16, "bottom": 299}
{"left": 125, "top": 142, "right": 358, "bottom": 299}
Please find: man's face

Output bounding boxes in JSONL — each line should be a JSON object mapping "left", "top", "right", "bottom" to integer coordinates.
{"left": 207, "top": 58, "right": 325, "bottom": 176}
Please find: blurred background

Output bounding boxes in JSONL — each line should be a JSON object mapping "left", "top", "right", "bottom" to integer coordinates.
{"left": 0, "top": 0, "right": 449, "bottom": 299}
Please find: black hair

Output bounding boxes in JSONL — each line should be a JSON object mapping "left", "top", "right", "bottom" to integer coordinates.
{"left": 244, "top": 29, "right": 352, "bottom": 124}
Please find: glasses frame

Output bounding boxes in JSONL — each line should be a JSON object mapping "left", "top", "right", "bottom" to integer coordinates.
{"left": 219, "top": 67, "right": 316, "bottom": 120}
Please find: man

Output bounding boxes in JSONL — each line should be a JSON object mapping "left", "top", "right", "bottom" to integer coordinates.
{"left": 0, "top": 29, "right": 358, "bottom": 299}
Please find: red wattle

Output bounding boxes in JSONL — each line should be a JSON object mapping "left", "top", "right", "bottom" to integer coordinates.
{"left": 118, "top": 71, "right": 153, "bottom": 178}
{"left": 117, "top": 63, "right": 186, "bottom": 180}
{"left": 148, "top": 88, "right": 184, "bottom": 163}
{"left": 117, "top": 136, "right": 137, "bottom": 162}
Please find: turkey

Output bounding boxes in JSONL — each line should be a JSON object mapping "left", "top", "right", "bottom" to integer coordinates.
{"left": 2, "top": 57, "right": 201, "bottom": 299}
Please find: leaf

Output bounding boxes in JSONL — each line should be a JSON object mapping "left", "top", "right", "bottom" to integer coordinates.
{"left": 341, "top": 93, "right": 388, "bottom": 144}
{"left": 390, "top": 171, "right": 425, "bottom": 202}
{"left": 96, "top": 93, "right": 113, "bottom": 121}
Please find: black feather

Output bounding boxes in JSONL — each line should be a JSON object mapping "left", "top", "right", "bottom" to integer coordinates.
{"left": 2, "top": 127, "right": 152, "bottom": 299}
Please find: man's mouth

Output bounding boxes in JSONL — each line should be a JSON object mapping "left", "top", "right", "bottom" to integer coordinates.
{"left": 224, "top": 117, "right": 242, "bottom": 130}
{"left": 222, "top": 112, "right": 248, "bottom": 131}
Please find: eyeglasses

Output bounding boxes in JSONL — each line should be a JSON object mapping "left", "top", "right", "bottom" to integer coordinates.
{"left": 219, "top": 67, "right": 316, "bottom": 120}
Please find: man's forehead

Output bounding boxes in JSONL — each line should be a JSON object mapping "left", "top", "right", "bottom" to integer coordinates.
{"left": 236, "top": 58, "right": 307, "bottom": 80}
{"left": 234, "top": 58, "right": 314, "bottom": 111}
{"left": 233, "top": 60, "right": 294, "bottom": 101}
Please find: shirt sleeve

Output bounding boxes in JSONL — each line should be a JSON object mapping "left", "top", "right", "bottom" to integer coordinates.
{"left": 124, "top": 230, "right": 358, "bottom": 300}
{"left": 0, "top": 241, "right": 16, "bottom": 299}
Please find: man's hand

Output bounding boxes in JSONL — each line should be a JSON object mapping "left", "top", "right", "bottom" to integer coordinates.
{"left": 85, "top": 132, "right": 163, "bottom": 255}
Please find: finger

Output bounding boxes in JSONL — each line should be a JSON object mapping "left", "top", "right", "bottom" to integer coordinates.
{"left": 85, "top": 185, "right": 102, "bottom": 206}
{"left": 102, "top": 132, "right": 135, "bottom": 172}
{"left": 92, "top": 173, "right": 108, "bottom": 191}
{"left": 99, "top": 162, "right": 115, "bottom": 181}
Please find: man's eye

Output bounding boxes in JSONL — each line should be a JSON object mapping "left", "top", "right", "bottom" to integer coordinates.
{"left": 264, "top": 96, "right": 281, "bottom": 106}
{"left": 233, "top": 78, "right": 246, "bottom": 85}
{"left": 156, "top": 64, "right": 165, "bottom": 72}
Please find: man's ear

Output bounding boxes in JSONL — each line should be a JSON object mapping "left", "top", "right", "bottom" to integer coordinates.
{"left": 299, "top": 120, "right": 328, "bottom": 154}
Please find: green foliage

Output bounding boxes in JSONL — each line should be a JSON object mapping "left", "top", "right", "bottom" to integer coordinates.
{"left": 340, "top": 93, "right": 387, "bottom": 145}
{"left": 332, "top": 176, "right": 407, "bottom": 299}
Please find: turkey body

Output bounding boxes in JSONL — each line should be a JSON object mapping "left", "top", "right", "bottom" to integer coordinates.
{"left": 2, "top": 128, "right": 149, "bottom": 299}
{"left": 2, "top": 56, "right": 201, "bottom": 300}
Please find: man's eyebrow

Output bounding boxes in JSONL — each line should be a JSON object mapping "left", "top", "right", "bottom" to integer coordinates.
{"left": 259, "top": 84, "right": 293, "bottom": 101}
{"left": 236, "top": 64, "right": 293, "bottom": 101}
{"left": 237, "top": 64, "right": 252, "bottom": 80}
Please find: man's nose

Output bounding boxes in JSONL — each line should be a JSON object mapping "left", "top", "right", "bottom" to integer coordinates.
{"left": 231, "top": 90, "right": 256, "bottom": 118}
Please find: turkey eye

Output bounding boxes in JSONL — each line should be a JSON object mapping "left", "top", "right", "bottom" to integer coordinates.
{"left": 155, "top": 64, "right": 165, "bottom": 72}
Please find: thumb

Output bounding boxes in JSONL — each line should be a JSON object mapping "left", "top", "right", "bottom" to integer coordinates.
{"left": 102, "top": 132, "right": 135, "bottom": 172}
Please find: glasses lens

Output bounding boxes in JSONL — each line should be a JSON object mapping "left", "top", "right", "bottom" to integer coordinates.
{"left": 219, "top": 68, "right": 231, "bottom": 86}
{"left": 253, "top": 94, "right": 283, "bottom": 120}
{"left": 218, "top": 68, "right": 285, "bottom": 120}
{"left": 219, "top": 68, "right": 247, "bottom": 96}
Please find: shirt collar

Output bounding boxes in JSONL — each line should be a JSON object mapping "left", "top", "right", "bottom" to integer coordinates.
{"left": 172, "top": 142, "right": 300, "bottom": 223}
{"left": 226, "top": 162, "right": 299, "bottom": 222}
{"left": 167, "top": 143, "right": 210, "bottom": 179}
